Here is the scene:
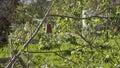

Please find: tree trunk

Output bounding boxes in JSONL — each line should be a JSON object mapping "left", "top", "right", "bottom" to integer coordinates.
{"left": 0, "top": 0, "right": 19, "bottom": 45}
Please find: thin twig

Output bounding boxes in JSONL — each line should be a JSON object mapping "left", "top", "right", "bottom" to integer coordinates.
{"left": 24, "top": 50, "right": 73, "bottom": 54}
{"left": 77, "top": 32, "right": 92, "bottom": 46}
{"left": 55, "top": 52, "right": 79, "bottom": 66}
{"left": 5, "top": 0, "right": 55, "bottom": 68}
{"left": 95, "top": 7, "right": 107, "bottom": 16}
{"left": 48, "top": 14, "right": 120, "bottom": 20}
{"left": 89, "top": 36, "right": 97, "bottom": 46}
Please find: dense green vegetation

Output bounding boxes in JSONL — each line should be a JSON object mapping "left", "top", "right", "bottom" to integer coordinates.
{"left": 0, "top": 0, "right": 120, "bottom": 68}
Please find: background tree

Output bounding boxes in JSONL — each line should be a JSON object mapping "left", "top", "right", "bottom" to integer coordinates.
{"left": 0, "top": 0, "right": 19, "bottom": 45}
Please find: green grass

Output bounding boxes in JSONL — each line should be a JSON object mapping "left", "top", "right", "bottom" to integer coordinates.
{"left": 1, "top": 37, "right": 120, "bottom": 67}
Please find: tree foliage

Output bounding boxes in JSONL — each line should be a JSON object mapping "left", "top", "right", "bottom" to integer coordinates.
{"left": 0, "top": 0, "right": 120, "bottom": 67}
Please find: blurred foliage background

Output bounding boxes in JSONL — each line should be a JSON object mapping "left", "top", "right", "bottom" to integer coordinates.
{"left": 0, "top": 0, "right": 120, "bottom": 68}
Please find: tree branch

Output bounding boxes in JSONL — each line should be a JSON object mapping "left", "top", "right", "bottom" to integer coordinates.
{"left": 48, "top": 14, "right": 120, "bottom": 20}
{"left": 55, "top": 52, "right": 79, "bottom": 66}
{"left": 24, "top": 49, "right": 73, "bottom": 54}
{"left": 5, "top": 0, "right": 55, "bottom": 68}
